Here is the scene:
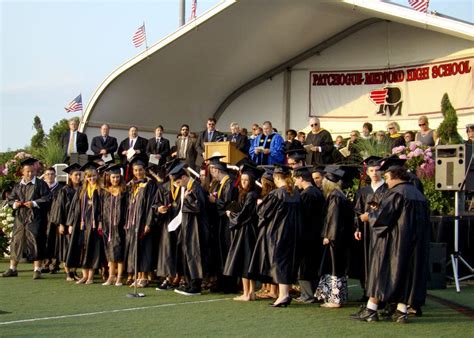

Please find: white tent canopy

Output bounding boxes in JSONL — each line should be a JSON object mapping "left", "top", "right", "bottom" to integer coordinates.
{"left": 81, "top": 0, "right": 473, "bottom": 136}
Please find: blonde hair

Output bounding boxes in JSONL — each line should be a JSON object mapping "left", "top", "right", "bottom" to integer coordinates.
{"left": 321, "top": 177, "right": 341, "bottom": 198}
{"left": 387, "top": 122, "right": 400, "bottom": 131}
{"left": 418, "top": 116, "right": 429, "bottom": 126}
{"left": 274, "top": 172, "right": 295, "bottom": 195}
{"left": 80, "top": 168, "right": 99, "bottom": 198}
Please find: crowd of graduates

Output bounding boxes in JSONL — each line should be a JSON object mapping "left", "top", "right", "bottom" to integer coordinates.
{"left": 2, "top": 121, "right": 435, "bottom": 323}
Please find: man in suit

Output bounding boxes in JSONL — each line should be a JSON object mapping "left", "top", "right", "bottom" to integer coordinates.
{"left": 228, "top": 122, "right": 249, "bottom": 155}
{"left": 117, "top": 126, "right": 148, "bottom": 180}
{"left": 172, "top": 124, "right": 197, "bottom": 170}
{"left": 62, "top": 118, "right": 89, "bottom": 164}
{"left": 90, "top": 124, "right": 118, "bottom": 163}
{"left": 146, "top": 125, "right": 170, "bottom": 167}
{"left": 196, "top": 118, "right": 225, "bottom": 167}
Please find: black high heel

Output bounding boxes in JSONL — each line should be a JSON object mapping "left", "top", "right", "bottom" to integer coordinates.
{"left": 270, "top": 296, "right": 292, "bottom": 308}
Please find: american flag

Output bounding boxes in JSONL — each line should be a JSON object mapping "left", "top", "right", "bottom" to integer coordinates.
{"left": 64, "top": 94, "right": 83, "bottom": 113}
{"left": 132, "top": 24, "right": 146, "bottom": 48}
{"left": 408, "top": 0, "right": 429, "bottom": 13}
{"left": 190, "top": 0, "right": 197, "bottom": 20}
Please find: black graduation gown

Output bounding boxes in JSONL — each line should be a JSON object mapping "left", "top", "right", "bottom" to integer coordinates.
{"left": 49, "top": 185, "right": 79, "bottom": 262}
{"left": 178, "top": 179, "right": 210, "bottom": 281}
{"left": 320, "top": 189, "right": 354, "bottom": 277}
{"left": 367, "top": 182, "right": 430, "bottom": 308}
{"left": 154, "top": 180, "right": 182, "bottom": 277}
{"left": 305, "top": 129, "right": 334, "bottom": 165}
{"left": 298, "top": 185, "right": 325, "bottom": 281}
{"left": 249, "top": 187, "right": 302, "bottom": 285}
{"left": 123, "top": 178, "right": 157, "bottom": 273}
{"left": 44, "top": 182, "right": 63, "bottom": 261}
{"left": 351, "top": 183, "right": 388, "bottom": 288}
{"left": 66, "top": 189, "right": 104, "bottom": 269}
{"left": 223, "top": 191, "right": 258, "bottom": 278}
{"left": 101, "top": 190, "right": 127, "bottom": 262}
{"left": 214, "top": 176, "right": 238, "bottom": 273}
{"left": 8, "top": 178, "right": 51, "bottom": 261}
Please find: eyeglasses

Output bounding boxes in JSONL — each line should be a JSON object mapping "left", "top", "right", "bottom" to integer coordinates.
{"left": 388, "top": 127, "right": 394, "bottom": 130}
{"left": 181, "top": 128, "right": 189, "bottom": 131}
{"left": 350, "top": 134, "right": 357, "bottom": 137}
{"left": 310, "top": 123, "right": 318, "bottom": 127}
{"left": 418, "top": 123, "right": 426, "bottom": 127}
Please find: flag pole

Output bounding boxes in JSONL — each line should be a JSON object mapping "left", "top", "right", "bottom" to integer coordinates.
{"left": 143, "top": 21, "right": 148, "bottom": 50}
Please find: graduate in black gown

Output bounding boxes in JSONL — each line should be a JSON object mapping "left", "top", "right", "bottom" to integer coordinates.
{"left": 352, "top": 156, "right": 387, "bottom": 301}
{"left": 293, "top": 166, "right": 325, "bottom": 303}
{"left": 50, "top": 163, "right": 82, "bottom": 281}
{"left": 170, "top": 163, "right": 210, "bottom": 296}
{"left": 223, "top": 164, "right": 260, "bottom": 301}
{"left": 66, "top": 162, "right": 105, "bottom": 285}
{"left": 101, "top": 164, "right": 128, "bottom": 286}
{"left": 154, "top": 159, "right": 183, "bottom": 290}
{"left": 356, "top": 160, "right": 430, "bottom": 323}
{"left": 123, "top": 157, "right": 158, "bottom": 288}
{"left": 249, "top": 164, "right": 302, "bottom": 308}
{"left": 207, "top": 155, "right": 239, "bottom": 293}
{"left": 315, "top": 166, "right": 354, "bottom": 308}
{"left": 3, "top": 158, "right": 51, "bottom": 280}
{"left": 42, "top": 167, "right": 64, "bottom": 273}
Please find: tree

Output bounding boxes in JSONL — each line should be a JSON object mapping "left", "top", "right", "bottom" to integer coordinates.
{"left": 437, "top": 93, "right": 464, "bottom": 145}
{"left": 48, "top": 118, "right": 70, "bottom": 144}
{"left": 30, "top": 115, "right": 46, "bottom": 149}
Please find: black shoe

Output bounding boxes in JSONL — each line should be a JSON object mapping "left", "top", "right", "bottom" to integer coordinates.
{"left": 357, "top": 308, "right": 379, "bottom": 322}
{"left": 33, "top": 271, "right": 42, "bottom": 280}
{"left": 41, "top": 268, "right": 50, "bottom": 273}
{"left": 393, "top": 310, "right": 408, "bottom": 323}
{"left": 2, "top": 269, "right": 18, "bottom": 277}
{"left": 270, "top": 297, "right": 292, "bottom": 308}
{"left": 175, "top": 287, "right": 201, "bottom": 296}
{"left": 156, "top": 280, "right": 174, "bottom": 291}
{"left": 350, "top": 305, "right": 366, "bottom": 319}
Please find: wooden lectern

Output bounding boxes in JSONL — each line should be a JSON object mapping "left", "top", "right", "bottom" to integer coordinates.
{"left": 204, "top": 141, "right": 247, "bottom": 165}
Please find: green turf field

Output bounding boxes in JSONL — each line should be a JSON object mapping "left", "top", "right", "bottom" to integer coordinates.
{"left": 0, "top": 260, "right": 472, "bottom": 337}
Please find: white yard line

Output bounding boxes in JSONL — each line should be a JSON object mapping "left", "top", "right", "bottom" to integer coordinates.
{"left": 0, "top": 297, "right": 232, "bottom": 326}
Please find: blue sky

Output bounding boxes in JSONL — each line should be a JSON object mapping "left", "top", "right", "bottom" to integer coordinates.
{"left": 1, "top": 0, "right": 473, "bottom": 152}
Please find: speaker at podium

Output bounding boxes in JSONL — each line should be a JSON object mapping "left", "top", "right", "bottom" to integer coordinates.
{"left": 204, "top": 141, "right": 247, "bottom": 165}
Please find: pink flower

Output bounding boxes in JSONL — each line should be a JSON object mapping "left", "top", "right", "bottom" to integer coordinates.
{"left": 415, "top": 141, "right": 422, "bottom": 147}
{"left": 409, "top": 142, "right": 417, "bottom": 151}
{"left": 392, "top": 146, "right": 406, "bottom": 154}
{"left": 407, "top": 152, "right": 414, "bottom": 159}
{"left": 413, "top": 148, "right": 424, "bottom": 157}
{"left": 399, "top": 154, "right": 407, "bottom": 159}
{"left": 425, "top": 151, "right": 433, "bottom": 158}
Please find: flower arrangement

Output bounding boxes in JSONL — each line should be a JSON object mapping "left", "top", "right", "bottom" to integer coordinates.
{"left": 0, "top": 203, "right": 14, "bottom": 256}
{"left": 0, "top": 151, "right": 34, "bottom": 197}
{"left": 391, "top": 141, "right": 435, "bottom": 179}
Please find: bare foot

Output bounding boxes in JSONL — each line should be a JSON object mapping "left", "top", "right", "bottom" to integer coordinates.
{"left": 233, "top": 295, "right": 254, "bottom": 302}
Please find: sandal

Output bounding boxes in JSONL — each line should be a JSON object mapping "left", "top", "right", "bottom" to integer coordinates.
{"left": 75, "top": 277, "right": 87, "bottom": 284}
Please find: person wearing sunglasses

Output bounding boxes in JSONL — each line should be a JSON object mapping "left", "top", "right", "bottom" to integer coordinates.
{"left": 305, "top": 117, "right": 334, "bottom": 165}
{"left": 386, "top": 122, "right": 405, "bottom": 150}
{"left": 415, "top": 116, "right": 437, "bottom": 147}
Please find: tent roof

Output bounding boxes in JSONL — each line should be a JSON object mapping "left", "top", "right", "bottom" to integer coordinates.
{"left": 81, "top": 0, "right": 473, "bottom": 134}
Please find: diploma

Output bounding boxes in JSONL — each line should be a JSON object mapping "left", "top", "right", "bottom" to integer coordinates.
{"left": 102, "top": 153, "right": 113, "bottom": 163}
{"left": 149, "top": 154, "right": 160, "bottom": 165}
{"left": 126, "top": 148, "right": 136, "bottom": 161}
{"left": 167, "top": 211, "right": 182, "bottom": 232}
{"left": 303, "top": 144, "right": 313, "bottom": 151}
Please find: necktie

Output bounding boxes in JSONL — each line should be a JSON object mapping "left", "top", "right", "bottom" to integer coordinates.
{"left": 156, "top": 138, "right": 160, "bottom": 151}
{"left": 208, "top": 131, "right": 213, "bottom": 142}
{"left": 103, "top": 136, "right": 107, "bottom": 143}
{"left": 68, "top": 132, "right": 75, "bottom": 155}
{"left": 129, "top": 139, "right": 134, "bottom": 148}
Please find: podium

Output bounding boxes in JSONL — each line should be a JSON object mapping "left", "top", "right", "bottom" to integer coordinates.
{"left": 204, "top": 141, "right": 247, "bottom": 165}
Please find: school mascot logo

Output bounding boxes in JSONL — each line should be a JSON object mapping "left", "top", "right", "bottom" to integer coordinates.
{"left": 369, "top": 87, "right": 403, "bottom": 117}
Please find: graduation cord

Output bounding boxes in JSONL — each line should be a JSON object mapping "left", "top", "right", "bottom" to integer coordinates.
{"left": 80, "top": 191, "right": 96, "bottom": 231}
{"left": 217, "top": 175, "right": 230, "bottom": 199}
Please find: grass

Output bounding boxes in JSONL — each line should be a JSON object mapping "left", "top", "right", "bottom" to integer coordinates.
{"left": 0, "top": 260, "right": 472, "bottom": 337}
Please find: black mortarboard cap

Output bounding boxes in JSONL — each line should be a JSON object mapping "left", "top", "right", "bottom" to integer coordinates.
{"left": 146, "top": 163, "right": 161, "bottom": 174}
{"left": 164, "top": 158, "right": 180, "bottom": 174}
{"left": 293, "top": 165, "right": 313, "bottom": 177}
{"left": 206, "top": 155, "right": 227, "bottom": 171}
{"left": 63, "top": 163, "right": 82, "bottom": 174}
{"left": 240, "top": 163, "right": 262, "bottom": 180}
{"left": 361, "top": 156, "right": 382, "bottom": 168}
{"left": 130, "top": 155, "right": 148, "bottom": 168}
{"left": 258, "top": 165, "right": 275, "bottom": 182}
{"left": 105, "top": 163, "right": 122, "bottom": 174}
{"left": 273, "top": 164, "right": 292, "bottom": 175}
{"left": 79, "top": 161, "right": 101, "bottom": 171}
{"left": 323, "top": 165, "right": 345, "bottom": 182}
{"left": 379, "top": 156, "right": 406, "bottom": 172}
{"left": 20, "top": 157, "right": 38, "bottom": 167}
{"left": 97, "top": 164, "right": 109, "bottom": 174}
{"left": 285, "top": 148, "right": 306, "bottom": 161}
{"left": 310, "top": 165, "right": 326, "bottom": 174}
{"left": 169, "top": 162, "right": 188, "bottom": 179}
{"left": 235, "top": 157, "right": 257, "bottom": 168}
